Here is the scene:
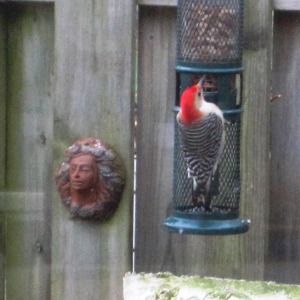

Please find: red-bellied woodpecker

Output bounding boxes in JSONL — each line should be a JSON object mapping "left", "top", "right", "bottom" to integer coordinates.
{"left": 177, "top": 76, "right": 225, "bottom": 211}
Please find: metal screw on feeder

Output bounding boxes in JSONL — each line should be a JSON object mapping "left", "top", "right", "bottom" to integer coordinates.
{"left": 164, "top": 0, "right": 250, "bottom": 235}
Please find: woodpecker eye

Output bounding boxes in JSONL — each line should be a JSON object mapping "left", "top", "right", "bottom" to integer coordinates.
{"left": 197, "top": 92, "right": 201, "bottom": 96}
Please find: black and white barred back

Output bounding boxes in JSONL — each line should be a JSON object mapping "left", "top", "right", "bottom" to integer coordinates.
{"left": 177, "top": 113, "right": 224, "bottom": 208}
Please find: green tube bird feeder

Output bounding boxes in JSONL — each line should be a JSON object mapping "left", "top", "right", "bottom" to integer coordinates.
{"left": 164, "top": 0, "right": 250, "bottom": 235}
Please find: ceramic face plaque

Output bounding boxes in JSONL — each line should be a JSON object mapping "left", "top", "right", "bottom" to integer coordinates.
{"left": 56, "top": 138, "right": 125, "bottom": 221}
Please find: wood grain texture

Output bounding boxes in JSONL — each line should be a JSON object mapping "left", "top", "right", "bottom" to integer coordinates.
{"left": 138, "top": 0, "right": 177, "bottom": 6}
{"left": 6, "top": 0, "right": 54, "bottom": 2}
{"left": 4, "top": 0, "right": 294, "bottom": 10}
{"left": 135, "top": 6, "right": 178, "bottom": 274}
{"left": 135, "top": 2, "right": 272, "bottom": 281}
{"left": 0, "top": 10, "right": 5, "bottom": 190}
{"left": 266, "top": 11, "right": 300, "bottom": 285}
{"left": 4, "top": 4, "right": 54, "bottom": 299}
{"left": 240, "top": 0, "right": 273, "bottom": 280}
{"left": 53, "top": 1, "right": 135, "bottom": 299}
{"left": 0, "top": 8, "right": 4, "bottom": 296}
{"left": 0, "top": 10, "right": 6, "bottom": 300}
{"left": 273, "top": 0, "right": 300, "bottom": 11}
{"left": 0, "top": 12, "right": 6, "bottom": 297}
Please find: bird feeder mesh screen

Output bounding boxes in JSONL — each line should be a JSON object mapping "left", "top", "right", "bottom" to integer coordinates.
{"left": 177, "top": 0, "right": 244, "bottom": 65}
{"left": 173, "top": 111, "right": 241, "bottom": 213}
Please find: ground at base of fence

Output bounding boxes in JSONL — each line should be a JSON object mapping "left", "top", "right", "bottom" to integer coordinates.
{"left": 123, "top": 272, "right": 300, "bottom": 300}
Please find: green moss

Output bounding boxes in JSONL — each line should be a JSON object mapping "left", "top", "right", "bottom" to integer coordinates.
{"left": 124, "top": 273, "right": 300, "bottom": 300}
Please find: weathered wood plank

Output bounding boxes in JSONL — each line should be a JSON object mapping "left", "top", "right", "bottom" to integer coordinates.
{"left": 0, "top": 8, "right": 6, "bottom": 189}
{"left": 135, "top": 1, "right": 272, "bottom": 281}
{"left": 4, "top": 0, "right": 296, "bottom": 8}
{"left": 53, "top": 1, "right": 135, "bottom": 299}
{"left": 138, "top": 0, "right": 177, "bottom": 6}
{"left": 0, "top": 192, "right": 45, "bottom": 212}
{"left": 5, "top": 0, "right": 54, "bottom": 2}
{"left": 0, "top": 10, "right": 6, "bottom": 300}
{"left": 273, "top": 0, "right": 300, "bottom": 11}
{"left": 6, "top": 0, "right": 298, "bottom": 9}
{"left": 4, "top": 4, "right": 54, "bottom": 299}
{"left": 240, "top": 0, "right": 272, "bottom": 280}
{"left": 135, "top": 6, "right": 179, "bottom": 273}
{"left": 266, "top": 11, "right": 300, "bottom": 285}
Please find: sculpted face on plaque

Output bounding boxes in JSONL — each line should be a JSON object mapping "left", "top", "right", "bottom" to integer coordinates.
{"left": 69, "top": 154, "right": 98, "bottom": 199}
{"left": 56, "top": 138, "right": 125, "bottom": 221}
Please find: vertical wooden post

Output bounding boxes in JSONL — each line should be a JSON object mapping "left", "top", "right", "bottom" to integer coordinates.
{"left": 0, "top": 7, "right": 6, "bottom": 189}
{"left": 135, "top": 6, "right": 177, "bottom": 273}
{"left": 240, "top": 0, "right": 273, "bottom": 279}
{"left": 3, "top": 4, "right": 54, "bottom": 299}
{"left": 267, "top": 11, "right": 300, "bottom": 284}
{"left": 53, "top": 1, "right": 135, "bottom": 299}
{"left": 0, "top": 7, "right": 6, "bottom": 300}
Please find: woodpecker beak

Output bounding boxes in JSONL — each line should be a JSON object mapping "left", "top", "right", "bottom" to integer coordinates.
{"left": 198, "top": 75, "right": 206, "bottom": 88}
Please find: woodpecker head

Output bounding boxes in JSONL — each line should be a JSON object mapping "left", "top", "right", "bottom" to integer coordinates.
{"left": 179, "top": 76, "right": 205, "bottom": 124}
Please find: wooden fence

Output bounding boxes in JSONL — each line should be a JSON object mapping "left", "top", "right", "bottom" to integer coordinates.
{"left": 0, "top": 2, "right": 134, "bottom": 300}
{"left": 0, "top": 0, "right": 299, "bottom": 299}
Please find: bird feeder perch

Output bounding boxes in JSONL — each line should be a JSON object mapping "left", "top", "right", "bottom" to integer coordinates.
{"left": 164, "top": 0, "right": 250, "bottom": 235}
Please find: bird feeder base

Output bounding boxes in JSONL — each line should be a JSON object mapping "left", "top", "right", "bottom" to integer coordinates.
{"left": 164, "top": 211, "right": 250, "bottom": 235}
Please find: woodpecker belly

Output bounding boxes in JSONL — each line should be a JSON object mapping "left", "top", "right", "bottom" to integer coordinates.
{"left": 177, "top": 112, "right": 224, "bottom": 210}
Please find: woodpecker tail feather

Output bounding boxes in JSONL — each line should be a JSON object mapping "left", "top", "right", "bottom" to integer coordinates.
{"left": 192, "top": 165, "right": 222, "bottom": 211}
{"left": 192, "top": 179, "right": 212, "bottom": 211}
{"left": 210, "top": 167, "right": 220, "bottom": 197}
